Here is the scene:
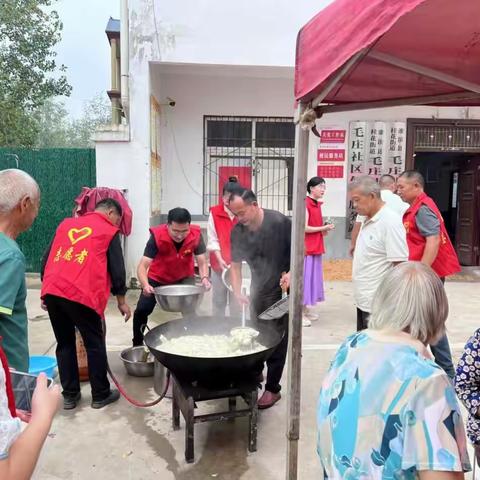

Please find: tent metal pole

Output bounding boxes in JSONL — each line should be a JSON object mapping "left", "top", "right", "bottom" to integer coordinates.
{"left": 318, "top": 91, "right": 480, "bottom": 114}
{"left": 286, "top": 102, "right": 309, "bottom": 480}
{"left": 311, "top": 49, "right": 367, "bottom": 108}
{"left": 368, "top": 51, "right": 480, "bottom": 93}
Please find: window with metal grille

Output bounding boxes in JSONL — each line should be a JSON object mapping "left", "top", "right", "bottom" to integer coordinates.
{"left": 203, "top": 116, "right": 295, "bottom": 215}
{"left": 415, "top": 126, "right": 480, "bottom": 151}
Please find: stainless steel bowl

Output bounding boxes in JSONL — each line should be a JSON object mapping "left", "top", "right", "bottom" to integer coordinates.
{"left": 120, "top": 346, "right": 154, "bottom": 377}
{"left": 154, "top": 284, "right": 204, "bottom": 313}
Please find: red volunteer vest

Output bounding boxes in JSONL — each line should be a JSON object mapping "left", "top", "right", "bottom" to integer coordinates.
{"left": 41, "top": 212, "right": 119, "bottom": 317}
{"left": 304, "top": 196, "right": 325, "bottom": 255}
{"left": 403, "top": 192, "right": 460, "bottom": 277}
{"left": 0, "top": 342, "right": 16, "bottom": 417}
{"left": 209, "top": 204, "right": 237, "bottom": 272}
{"left": 148, "top": 224, "right": 201, "bottom": 284}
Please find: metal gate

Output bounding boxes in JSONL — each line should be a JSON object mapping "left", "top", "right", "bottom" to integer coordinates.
{"left": 0, "top": 148, "right": 96, "bottom": 272}
{"left": 203, "top": 116, "right": 295, "bottom": 215}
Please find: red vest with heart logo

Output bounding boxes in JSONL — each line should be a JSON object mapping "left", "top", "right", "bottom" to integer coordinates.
{"left": 304, "top": 196, "right": 325, "bottom": 255}
{"left": 147, "top": 224, "right": 201, "bottom": 284}
{"left": 403, "top": 192, "right": 460, "bottom": 277}
{"left": 41, "top": 212, "right": 119, "bottom": 317}
{"left": 209, "top": 204, "right": 237, "bottom": 272}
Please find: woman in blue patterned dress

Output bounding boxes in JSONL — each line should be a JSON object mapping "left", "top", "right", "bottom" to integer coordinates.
{"left": 317, "top": 262, "right": 470, "bottom": 479}
{"left": 455, "top": 330, "right": 480, "bottom": 469}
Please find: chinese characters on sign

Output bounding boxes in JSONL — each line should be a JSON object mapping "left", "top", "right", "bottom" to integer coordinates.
{"left": 317, "top": 127, "right": 346, "bottom": 178}
{"left": 317, "top": 165, "right": 344, "bottom": 178}
{"left": 317, "top": 149, "right": 345, "bottom": 162}
{"left": 367, "top": 121, "right": 387, "bottom": 180}
{"left": 345, "top": 121, "right": 406, "bottom": 237}
{"left": 320, "top": 129, "right": 346, "bottom": 143}
{"left": 346, "top": 122, "right": 367, "bottom": 236}
{"left": 387, "top": 121, "right": 406, "bottom": 177}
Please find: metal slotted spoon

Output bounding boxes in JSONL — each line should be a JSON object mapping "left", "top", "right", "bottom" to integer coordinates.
{"left": 258, "top": 272, "right": 289, "bottom": 320}
{"left": 258, "top": 292, "right": 289, "bottom": 320}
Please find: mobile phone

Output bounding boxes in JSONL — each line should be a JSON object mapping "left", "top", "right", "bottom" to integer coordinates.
{"left": 10, "top": 371, "right": 53, "bottom": 413}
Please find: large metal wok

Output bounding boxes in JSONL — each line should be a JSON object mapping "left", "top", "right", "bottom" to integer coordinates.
{"left": 144, "top": 315, "right": 284, "bottom": 385}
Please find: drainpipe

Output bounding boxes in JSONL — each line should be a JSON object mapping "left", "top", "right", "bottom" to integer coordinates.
{"left": 120, "top": 0, "right": 130, "bottom": 122}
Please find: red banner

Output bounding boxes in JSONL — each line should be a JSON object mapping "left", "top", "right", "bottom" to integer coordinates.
{"left": 317, "top": 165, "right": 344, "bottom": 178}
{"left": 317, "top": 149, "right": 345, "bottom": 162}
{"left": 320, "top": 129, "right": 346, "bottom": 143}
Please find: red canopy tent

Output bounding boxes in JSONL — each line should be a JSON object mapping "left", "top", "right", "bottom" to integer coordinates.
{"left": 295, "top": 0, "right": 480, "bottom": 110}
{"left": 286, "top": 1, "right": 480, "bottom": 478}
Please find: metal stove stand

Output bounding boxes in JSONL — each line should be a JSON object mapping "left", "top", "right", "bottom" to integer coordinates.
{"left": 171, "top": 374, "right": 258, "bottom": 463}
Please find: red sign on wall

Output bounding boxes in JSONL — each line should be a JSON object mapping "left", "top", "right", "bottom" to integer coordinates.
{"left": 320, "top": 129, "right": 346, "bottom": 143}
{"left": 218, "top": 166, "right": 252, "bottom": 195}
{"left": 317, "top": 149, "right": 345, "bottom": 162}
{"left": 317, "top": 165, "right": 344, "bottom": 179}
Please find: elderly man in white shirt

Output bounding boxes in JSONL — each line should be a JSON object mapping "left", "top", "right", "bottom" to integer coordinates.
{"left": 349, "top": 174, "right": 409, "bottom": 256}
{"left": 349, "top": 176, "right": 409, "bottom": 331}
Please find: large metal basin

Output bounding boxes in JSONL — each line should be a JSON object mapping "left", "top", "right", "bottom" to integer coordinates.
{"left": 154, "top": 284, "right": 204, "bottom": 313}
{"left": 120, "top": 346, "right": 154, "bottom": 377}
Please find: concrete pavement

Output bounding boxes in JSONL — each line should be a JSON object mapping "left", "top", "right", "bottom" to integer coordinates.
{"left": 26, "top": 280, "right": 479, "bottom": 479}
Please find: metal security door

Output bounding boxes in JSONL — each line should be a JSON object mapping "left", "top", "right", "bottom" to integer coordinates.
{"left": 455, "top": 158, "right": 480, "bottom": 266}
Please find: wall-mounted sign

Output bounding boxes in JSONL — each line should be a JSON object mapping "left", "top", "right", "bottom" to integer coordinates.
{"left": 317, "top": 127, "right": 346, "bottom": 178}
{"left": 317, "top": 149, "right": 345, "bottom": 162}
{"left": 345, "top": 121, "right": 406, "bottom": 237}
{"left": 317, "top": 165, "right": 344, "bottom": 178}
{"left": 320, "top": 129, "right": 346, "bottom": 143}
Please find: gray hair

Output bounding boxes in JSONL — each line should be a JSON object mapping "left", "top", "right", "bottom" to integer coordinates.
{"left": 348, "top": 175, "right": 381, "bottom": 198}
{"left": 368, "top": 262, "right": 448, "bottom": 344}
{"left": 0, "top": 169, "right": 40, "bottom": 214}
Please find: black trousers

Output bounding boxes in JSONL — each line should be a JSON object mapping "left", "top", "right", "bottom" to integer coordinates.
{"left": 251, "top": 290, "right": 289, "bottom": 394}
{"left": 132, "top": 277, "right": 195, "bottom": 346}
{"left": 44, "top": 295, "right": 111, "bottom": 402}
{"left": 356, "top": 308, "right": 369, "bottom": 331}
{"left": 430, "top": 277, "right": 455, "bottom": 380}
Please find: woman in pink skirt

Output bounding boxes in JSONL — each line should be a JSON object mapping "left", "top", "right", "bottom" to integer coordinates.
{"left": 303, "top": 177, "right": 335, "bottom": 327}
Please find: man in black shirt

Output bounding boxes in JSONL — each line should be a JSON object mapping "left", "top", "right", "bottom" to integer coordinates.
{"left": 132, "top": 208, "right": 211, "bottom": 346}
{"left": 229, "top": 189, "right": 291, "bottom": 409}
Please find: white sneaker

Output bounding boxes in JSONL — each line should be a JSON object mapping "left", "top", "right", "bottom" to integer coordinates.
{"left": 305, "top": 309, "right": 319, "bottom": 321}
{"left": 302, "top": 317, "right": 312, "bottom": 327}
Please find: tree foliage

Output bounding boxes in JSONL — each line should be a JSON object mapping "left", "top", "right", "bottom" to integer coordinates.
{"left": 0, "top": 0, "right": 71, "bottom": 146}
{"left": 36, "top": 94, "right": 112, "bottom": 148}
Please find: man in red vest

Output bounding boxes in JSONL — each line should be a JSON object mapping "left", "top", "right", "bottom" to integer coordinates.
{"left": 41, "top": 199, "right": 131, "bottom": 409}
{"left": 132, "top": 207, "right": 211, "bottom": 346}
{"left": 207, "top": 178, "right": 243, "bottom": 317}
{"left": 397, "top": 170, "right": 461, "bottom": 379}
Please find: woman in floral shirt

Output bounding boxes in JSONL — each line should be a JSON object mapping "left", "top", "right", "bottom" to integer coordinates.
{"left": 317, "top": 262, "right": 471, "bottom": 479}
{"left": 455, "top": 329, "right": 480, "bottom": 466}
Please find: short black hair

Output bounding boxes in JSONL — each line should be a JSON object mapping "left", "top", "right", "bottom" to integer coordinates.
{"left": 307, "top": 176, "right": 325, "bottom": 193}
{"left": 229, "top": 187, "right": 257, "bottom": 205}
{"left": 167, "top": 207, "right": 191, "bottom": 224}
{"left": 95, "top": 198, "right": 122, "bottom": 216}
{"left": 399, "top": 170, "right": 425, "bottom": 188}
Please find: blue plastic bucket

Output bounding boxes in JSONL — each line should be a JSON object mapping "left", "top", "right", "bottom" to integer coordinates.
{"left": 28, "top": 356, "right": 57, "bottom": 378}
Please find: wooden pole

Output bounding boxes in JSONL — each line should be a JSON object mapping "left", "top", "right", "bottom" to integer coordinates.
{"left": 286, "top": 103, "right": 309, "bottom": 480}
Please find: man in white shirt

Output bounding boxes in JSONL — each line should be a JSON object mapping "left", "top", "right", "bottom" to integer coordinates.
{"left": 349, "top": 174, "right": 409, "bottom": 256}
{"left": 349, "top": 176, "right": 409, "bottom": 330}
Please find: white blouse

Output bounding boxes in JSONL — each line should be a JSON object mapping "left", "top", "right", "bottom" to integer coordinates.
{"left": 0, "top": 365, "right": 21, "bottom": 459}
